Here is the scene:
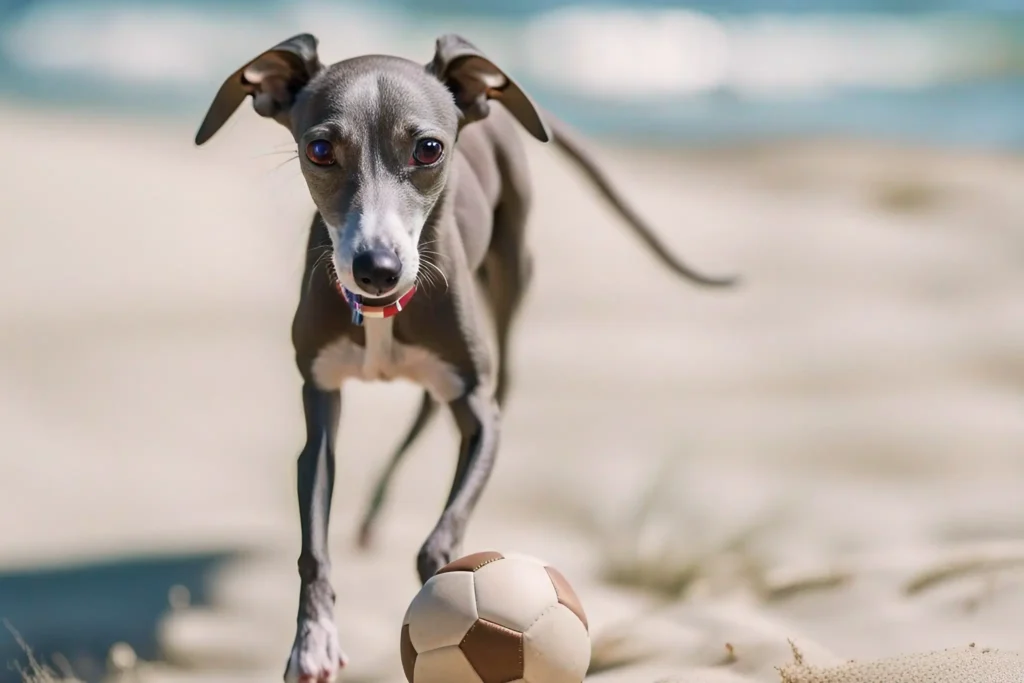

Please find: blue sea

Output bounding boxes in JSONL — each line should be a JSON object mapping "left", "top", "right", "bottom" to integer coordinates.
{"left": 0, "top": 0, "right": 1022, "bottom": 149}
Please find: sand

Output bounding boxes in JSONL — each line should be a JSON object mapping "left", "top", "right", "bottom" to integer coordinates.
{"left": 0, "top": 102, "right": 1023, "bottom": 683}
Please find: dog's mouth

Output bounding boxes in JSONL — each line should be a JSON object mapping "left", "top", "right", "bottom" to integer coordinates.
{"left": 329, "top": 261, "right": 416, "bottom": 306}
{"left": 327, "top": 257, "right": 395, "bottom": 299}
{"left": 335, "top": 279, "right": 401, "bottom": 304}
{"left": 336, "top": 272, "right": 416, "bottom": 304}
{"left": 327, "top": 239, "right": 425, "bottom": 319}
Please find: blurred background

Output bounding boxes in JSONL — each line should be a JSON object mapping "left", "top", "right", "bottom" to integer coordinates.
{"left": 1, "top": 1, "right": 1022, "bottom": 682}
{"left": 2, "top": 0, "right": 1024, "bottom": 147}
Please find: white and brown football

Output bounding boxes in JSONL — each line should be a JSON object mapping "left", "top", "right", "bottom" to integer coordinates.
{"left": 400, "top": 551, "right": 591, "bottom": 683}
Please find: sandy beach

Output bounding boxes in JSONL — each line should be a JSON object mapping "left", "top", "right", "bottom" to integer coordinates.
{"left": 1, "top": 101, "right": 1023, "bottom": 682}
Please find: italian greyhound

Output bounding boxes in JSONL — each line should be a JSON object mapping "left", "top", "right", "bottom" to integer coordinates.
{"left": 195, "top": 32, "right": 736, "bottom": 683}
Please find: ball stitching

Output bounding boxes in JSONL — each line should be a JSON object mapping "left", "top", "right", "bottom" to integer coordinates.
{"left": 471, "top": 556, "right": 503, "bottom": 571}
{"left": 524, "top": 601, "right": 562, "bottom": 632}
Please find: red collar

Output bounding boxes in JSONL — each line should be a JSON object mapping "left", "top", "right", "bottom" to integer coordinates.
{"left": 339, "top": 284, "right": 417, "bottom": 325}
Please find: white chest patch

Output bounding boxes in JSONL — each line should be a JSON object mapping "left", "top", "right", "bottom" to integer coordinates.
{"left": 310, "top": 318, "right": 465, "bottom": 403}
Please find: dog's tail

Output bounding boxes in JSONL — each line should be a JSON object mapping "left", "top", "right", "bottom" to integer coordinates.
{"left": 543, "top": 111, "right": 739, "bottom": 288}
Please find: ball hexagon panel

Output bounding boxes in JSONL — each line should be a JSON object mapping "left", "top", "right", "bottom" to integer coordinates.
{"left": 523, "top": 603, "right": 591, "bottom": 683}
{"left": 459, "top": 618, "right": 525, "bottom": 683}
{"left": 404, "top": 570, "right": 479, "bottom": 652}
{"left": 473, "top": 557, "right": 559, "bottom": 631}
{"left": 401, "top": 624, "right": 417, "bottom": 682}
{"left": 543, "top": 566, "right": 588, "bottom": 632}
{"left": 437, "top": 550, "right": 505, "bottom": 573}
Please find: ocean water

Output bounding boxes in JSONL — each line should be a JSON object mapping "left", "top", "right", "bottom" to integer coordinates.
{"left": 0, "top": 0, "right": 1022, "bottom": 148}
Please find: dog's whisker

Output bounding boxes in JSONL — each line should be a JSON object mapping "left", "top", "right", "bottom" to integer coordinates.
{"left": 326, "top": 260, "right": 341, "bottom": 290}
{"left": 310, "top": 246, "right": 330, "bottom": 264}
{"left": 415, "top": 260, "right": 439, "bottom": 291}
{"left": 418, "top": 249, "right": 445, "bottom": 265}
{"left": 271, "top": 155, "right": 299, "bottom": 171}
{"left": 416, "top": 260, "right": 436, "bottom": 287}
{"left": 432, "top": 262, "right": 449, "bottom": 289}
{"left": 426, "top": 263, "right": 442, "bottom": 288}
{"left": 256, "top": 149, "right": 300, "bottom": 158}
{"left": 417, "top": 249, "right": 438, "bottom": 286}
{"left": 422, "top": 259, "right": 449, "bottom": 292}
{"left": 310, "top": 250, "right": 333, "bottom": 282}
{"left": 307, "top": 245, "right": 339, "bottom": 286}
{"left": 420, "top": 250, "right": 444, "bottom": 267}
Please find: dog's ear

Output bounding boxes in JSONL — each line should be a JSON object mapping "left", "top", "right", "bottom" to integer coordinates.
{"left": 195, "top": 33, "right": 322, "bottom": 146}
{"left": 428, "top": 34, "right": 550, "bottom": 143}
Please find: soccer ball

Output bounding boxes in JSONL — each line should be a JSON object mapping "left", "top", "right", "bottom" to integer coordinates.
{"left": 400, "top": 551, "right": 591, "bottom": 683}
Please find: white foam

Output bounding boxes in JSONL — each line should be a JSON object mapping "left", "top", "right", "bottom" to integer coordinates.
{"left": 522, "top": 7, "right": 731, "bottom": 98}
{"left": 0, "top": 0, "right": 1017, "bottom": 103}
{"left": 0, "top": 0, "right": 400, "bottom": 84}
{"left": 522, "top": 8, "right": 1016, "bottom": 100}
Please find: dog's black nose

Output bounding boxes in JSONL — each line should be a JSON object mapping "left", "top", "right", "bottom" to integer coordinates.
{"left": 352, "top": 248, "right": 402, "bottom": 295}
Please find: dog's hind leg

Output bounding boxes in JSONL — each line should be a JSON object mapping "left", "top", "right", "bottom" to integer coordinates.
{"left": 483, "top": 200, "right": 534, "bottom": 407}
{"left": 355, "top": 391, "right": 439, "bottom": 549}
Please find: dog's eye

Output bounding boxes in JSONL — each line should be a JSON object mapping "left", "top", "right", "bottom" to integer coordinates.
{"left": 306, "top": 139, "right": 336, "bottom": 166}
{"left": 411, "top": 138, "right": 443, "bottom": 166}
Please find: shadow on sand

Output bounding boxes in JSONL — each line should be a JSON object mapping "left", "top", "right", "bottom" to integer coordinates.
{"left": 0, "top": 549, "right": 244, "bottom": 682}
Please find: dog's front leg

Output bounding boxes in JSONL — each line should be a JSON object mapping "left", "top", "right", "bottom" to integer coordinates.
{"left": 417, "top": 387, "right": 500, "bottom": 583}
{"left": 285, "top": 382, "right": 346, "bottom": 683}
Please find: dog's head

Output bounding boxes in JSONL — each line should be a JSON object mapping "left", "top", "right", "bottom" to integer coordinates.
{"left": 195, "top": 34, "right": 549, "bottom": 301}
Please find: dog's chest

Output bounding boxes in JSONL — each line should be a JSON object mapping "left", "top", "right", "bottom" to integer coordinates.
{"left": 310, "top": 319, "right": 464, "bottom": 402}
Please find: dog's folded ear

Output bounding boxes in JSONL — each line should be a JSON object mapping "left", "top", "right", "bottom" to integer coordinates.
{"left": 195, "top": 33, "right": 323, "bottom": 146}
{"left": 428, "top": 34, "right": 551, "bottom": 143}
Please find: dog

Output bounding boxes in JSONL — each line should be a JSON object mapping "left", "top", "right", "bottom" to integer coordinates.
{"left": 195, "top": 32, "right": 737, "bottom": 683}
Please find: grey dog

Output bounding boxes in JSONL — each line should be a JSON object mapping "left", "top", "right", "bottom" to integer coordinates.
{"left": 195, "top": 32, "right": 736, "bottom": 683}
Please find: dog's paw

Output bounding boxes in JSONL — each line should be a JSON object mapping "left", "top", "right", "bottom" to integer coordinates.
{"left": 416, "top": 534, "right": 457, "bottom": 584}
{"left": 284, "top": 616, "right": 348, "bottom": 683}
